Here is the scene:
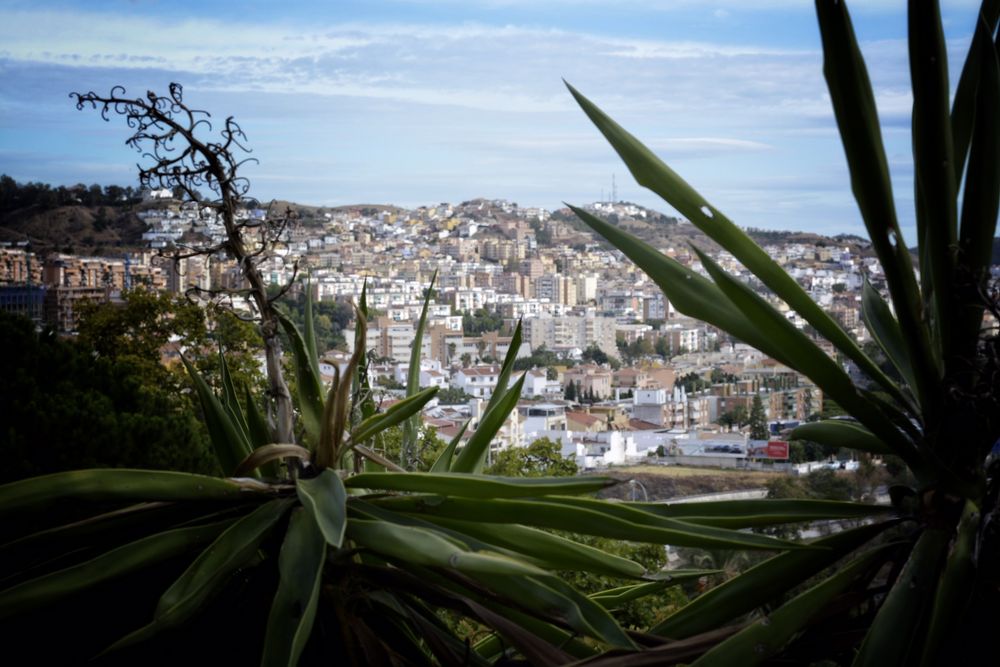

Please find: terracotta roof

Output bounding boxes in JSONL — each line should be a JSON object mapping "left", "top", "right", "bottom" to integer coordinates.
{"left": 628, "top": 418, "right": 663, "bottom": 431}
{"left": 566, "top": 411, "right": 602, "bottom": 427}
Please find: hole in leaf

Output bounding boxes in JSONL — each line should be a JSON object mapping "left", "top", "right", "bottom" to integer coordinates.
{"left": 700, "top": 205, "right": 714, "bottom": 218}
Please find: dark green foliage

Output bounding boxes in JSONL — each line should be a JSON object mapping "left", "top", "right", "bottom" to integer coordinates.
{"left": 749, "top": 394, "right": 769, "bottom": 440}
{"left": 462, "top": 307, "right": 506, "bottom": 335}
{"left": 0, "top": 312, "right": 216, "bottom": 482}
{"left": 435, "top": 386, "right": 472, "bottom": 404}
{"left": 512, "top": 343, "right": 564, "bottom": 370}
{"left": 275, "top": 290, "right": 352, "bottom": 353}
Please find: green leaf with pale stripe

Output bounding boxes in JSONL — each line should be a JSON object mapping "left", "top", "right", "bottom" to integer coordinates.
{"left": 347, "top": 519, "right": 548, "bottom": 577}
{"left": 261, "top": 508, "right": 326, "bottom": 667}
{"left": 350, "top": 386, "right": 439, "bottom": 446}
{"left": 590, "top": 573, "right": 710, "bottom": 608}
{"left": 181, "top": 354, "right": 253, "bottom": 476}
{"left": 403, "top": 270, "right": 437, "bottom": 465}
{"left": 296, "top": 469, "right": 348, "bottom": 548}
{"left": 692, "top": 544, "right": 894, "bottom": 666}
{"left": 277, "top": 312, "right": 324, "bottom": 445}
{"left": 853, "top": 527, "right": 951, "bottom": 666}
{"left": 0, "top": 519, "right": 232, "bottom": 620}
{"left": 628, "top": 496, "right": 892, "bottom": 528}
{"left": 909, "top": 0, "right": 958, "bottom": 358}
{"left": 0, "top": 469, "right": 253, "bottom": 518}
{"left": 372, "top": 495, "right": 805, "bottom": 551}
{"left": 450, "top": 374, "right": 526, "bottom": 474}
{"left": 861, "top": 280, "right": 919, "bottom": 400}
{"left": 429, "top": 419, "right": 469, "bottom": 473}
{"left": 790, "top": 420, "right": 892, "bottom": 456}
{"left": 344, "top": 471, "right": 616, "bottom": 498}
{"left": 565, "top": 81, "right": 909, "bottom": 409}
{"left": 421, "top": 517, "right": 646, "bottom": 578}
{"left": 816, "top": 0, "right": 938, "bottom": 406}
{"left": 650, "top": 520, "right": 899, "bottom": 638}
{"left": 101, "top": 499, "right": 294, "bottom": 654}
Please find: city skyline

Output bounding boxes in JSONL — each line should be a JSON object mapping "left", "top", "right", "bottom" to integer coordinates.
{"left": 0, "top": 0, "right": 986, "bottom": 241}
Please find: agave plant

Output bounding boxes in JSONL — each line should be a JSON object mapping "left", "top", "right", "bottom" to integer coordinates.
{"left": 0, "top": 274, "right": 843, "bottom": 666}
{"left": 566, "top": 0, "right": 1000, "bottom": 664}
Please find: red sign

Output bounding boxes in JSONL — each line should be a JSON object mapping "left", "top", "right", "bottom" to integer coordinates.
{"left": 748, "top": 440, "right": 789, "bottom": 459}
{"left": 766, "top": 440, "right": 789, "bottom": 459}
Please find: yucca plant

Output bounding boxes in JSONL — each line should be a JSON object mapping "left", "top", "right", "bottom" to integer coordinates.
{"left": 565, "top": 0, "right": 1000, "bottom": 664}
{"left": 0, "top": 275, "right": 840, "bottom": 666}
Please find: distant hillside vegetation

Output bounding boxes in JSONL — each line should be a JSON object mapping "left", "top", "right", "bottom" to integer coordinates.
{"left": 0, "top": 175, "right": 148, "bottom": 255}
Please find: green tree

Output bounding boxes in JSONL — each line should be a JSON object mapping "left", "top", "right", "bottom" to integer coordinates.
{"left": 564, "top": 378, "right": 578, "bottom": 401}
{"left": 748, "top": 394, "right": 769, "bottom": 440}
{"left": 0, "top": 312, "right": 216, "bottom": 482}
{"left": 486, "top": 437, "right": 578, "bottom": 477}
{"left": 436, "top": 386, "right": 472, "bottom": 404}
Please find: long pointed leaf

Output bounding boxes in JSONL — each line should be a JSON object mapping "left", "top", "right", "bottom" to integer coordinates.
{"left": 450, "top": 375, "right": 526, "bottom": 474}
{"left": 296, "top": 469, "right": 348, "bottom": 548}
{"left": 261, "top": 508, "right": 326, "bottom": 667}
{"left": 628, "top": 497, "right": 892, "bottom": 529}
{"left": 277, "top": 312, "right": 324, "bottom": 445}
{"left": 0, "top": 469, "right": 259, "bottom": 518}
{"left": 429, "top": 419, "right": 469, "bottom": 473}
{"left": 852, "top": 527, "right": 951, "bottom": 666}
{"left": 101, "top": 499, "right": 294, "bottom": 653}
{"left": 403, "top": 270, "right": 437, "bottom": 466}
{"left": 816, "top": 0, "right": 939, "bottom": 407}
{"left": 909, "top": 0, "right": 958, "bottom": 357}
{"left": 789, "top": 420, "right": 893, "bottom": 456}
{"left": 350, "top": 386, "right": 439, "bottom": 446}
{"left": 861, "top": 280, "right": 919, "bottom": 398}
{"left": 344, "top": 472, "right": 617, "bottom": 498}
{"left": 650, "top": 520, "right": 899, "bottom": 638}
{"left": 181, "top": 354, "right": 253, "bottom": 476}
{"left": 692, "top": 544, "right": 894, "bottom": 666}
{"left": 0, "top": 519, "right": 233, "bottom": 620}
{"left": 566, "top": 81, "right": 910, "bottom": 408}
{"left": 373, "top": 495, "right": 806, "bottom": 551}
{"left": 951, "top": 0, "right": 1000, "bottom": 179}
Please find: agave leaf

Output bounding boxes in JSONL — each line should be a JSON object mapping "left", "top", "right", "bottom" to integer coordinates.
{"left": 349, "top": 386, "right": 438, "bottom": 447}
{"left": 569, "top": 206, "right": 773, "bottom": 355}
{"left": 277, "top": 312, "right": 324, "bottom": 445}
{"left": 429, "top": 419, "right": 469, "bottom": 473}
{"left": 180, "top": 353, "right": 253, "bottom": 476}
{"left": 816, "top": 0, "right": 939, "bottom": 401}
{"left": 373, "top": 495, "right": 805, "bottom": 551}
{"left": 464, "top": 596, "right": 578, "bottom": 666}
{"left": 352, "top": 284, "right": 377, "bottom": 423}
{"left": 346, "top": 519, "right": 548, "bottom": 577}
{"left": 242, "top": 382, "right": 273, "bottom": 449}
{"left": 0, "top": 469, "right": 258, "bottom": 518}
{"left": 861, "top": 280, "right": 919, "bottom": 398}
{"left": 475, "top": 572, "right": 638, "bottom": 650}
{"left": 951, "top": 0, "right": 1000, "bottom": 179}
{"left": 0, "top": 519, "right": 233, "bottom": 620}
{"left": 403, "top": 270, "right": 437, "bottom": 465}
{"left": 344, "top": 472, "right": 617, "bottom": 498}
{"left": 234, "top": 444, "right": 310, "bottom": 478}
{"left": 919, "top": 500, "right": 979, "bottom": 667}
{"left": 449, "top": 375, "right": 526, "bottom": 474}
{"left": 473, "top": 604, "right": 600, "bottom": 662}
{"left": 483, "top": 319, "right": 523, "bottom": 419}
{"left": 909, "top": 0, "right": 958, "bottom": 357}
{"left": 789, "top": 420, "right": 892, "bottom": 456}
{"left": 218, "top": 343, "right": 251, "bottom": 441}
{"left": 692, "top": 543, "right": 894, "bottom": 666}
{"left": 695, "top": 247, "right": 921, "bottom": 468}
{"left": 261, "top": 508, "right": 326, "bottom": 667}
{"left": 852, "top": 526, "right": 951, "bottom": 666}
{"left": 296, "top": 469, "right": 348, "bottom": 548}
{"left": 590, "top": 573, "right": 710, "bottom": 608}
{"left": 396, "top": 598, "right": 494, "bottom": 667}
{"left": 650, "top": 520, "right": 900, "bottom": 639}
{"left": 565, "top": 82, "right": 909, "bottom": 408}
{"left": 101, "top": 499, "right": 294, "bottom": 654}
{"left": 302, "top": 275, "right": 320, "bottom": 378}
{"left": 420, "top": 517, "right": 646, "bottom": 578}
{"left": 627, "top": 496, "right": 892, "bottom": 529}
{"left": 957, "top": 15, "right": 1000, "bottom": 356}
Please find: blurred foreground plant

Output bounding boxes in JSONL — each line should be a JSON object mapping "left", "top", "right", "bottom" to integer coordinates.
{"left": 566, "top": 0, "right": 1000, "bottom": 663}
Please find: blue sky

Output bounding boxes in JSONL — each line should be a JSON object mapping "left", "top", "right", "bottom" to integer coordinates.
{"left": 0, "top": 1, "right": 986, "bottom": 239}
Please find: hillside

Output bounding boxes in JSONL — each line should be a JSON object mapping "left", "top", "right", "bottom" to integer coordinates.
{"left": 0, "top": 204, "right": 147, "bottom": 255}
